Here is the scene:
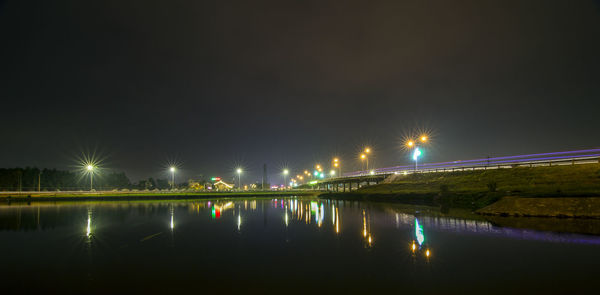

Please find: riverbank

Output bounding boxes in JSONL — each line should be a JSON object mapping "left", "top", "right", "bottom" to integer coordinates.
{"left": 320, "top": 163, "right": 600, "bottom": 217}
{"left": 0, "top": 190, "right": 318, "bottom": 202}
{"left": 476, "top": 196, "right": 600, "bottom": 218}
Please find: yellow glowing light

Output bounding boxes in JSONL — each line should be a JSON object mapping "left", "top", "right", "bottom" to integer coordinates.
{"left": 283, "top": 169, "right": 289, "bottom": 175}
{"left": 86, "top": 165, "right": 93, "bottom": 171}
{"left": 365, "top": 148, "right": 371, "bottom": 154}
{"left": 360, "top": 154, "right": 366, "bottom": 159}
{"left": 407, "top": 141, "right": 414, "bottom": 147}
{"left": 426, "top": 249, "right": 430, "bottom": 257}
{"left": 170, "top": 167, "right": 175, "bottom": 172}
{"left": 333, "top": 158, "right": 339, "bottom": 162}
{"left": 412, "top": 242, "right": 416, "bottom": 252}
{"left": 420, "top": 135, "right": 428, "bottom": 142}
{"left": 334, "top": 163, "right": 338, "bottom": 167}
{"left": 368, "top": 235, "right": 372, "bottom": 244}
{"left": 236, "top": 168, "right": 242, "bottom": 174}
{"left": 330, "top": 170, "right": 335, "bottom": 175}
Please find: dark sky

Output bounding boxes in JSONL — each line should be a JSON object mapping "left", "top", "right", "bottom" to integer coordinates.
{"left": 1, "top": 0, "right": 599, "bottom": 183}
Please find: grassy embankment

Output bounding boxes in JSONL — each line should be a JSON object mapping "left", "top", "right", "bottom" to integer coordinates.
{"left": 320, "top": 163, "right": 600, "bottom": 211}
{"left": 0, "top": 190, "right": 318, "bottom": 202}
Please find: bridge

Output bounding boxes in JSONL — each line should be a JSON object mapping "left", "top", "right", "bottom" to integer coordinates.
{"left": 315, "top": 148, "right": 600, "bottom": 192}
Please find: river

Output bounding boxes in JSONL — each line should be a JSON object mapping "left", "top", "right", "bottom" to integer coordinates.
{"left": 0, "top": 197, "right": 598, "bottom": 294}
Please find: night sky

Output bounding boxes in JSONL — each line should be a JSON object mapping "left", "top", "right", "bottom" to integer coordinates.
{"left": 1, "top": 0, "right": 599, "bottom": 183}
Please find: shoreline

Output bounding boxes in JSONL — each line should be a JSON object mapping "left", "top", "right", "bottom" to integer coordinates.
{"left": 0, "top": 190, "right": 319, "bottom": 202}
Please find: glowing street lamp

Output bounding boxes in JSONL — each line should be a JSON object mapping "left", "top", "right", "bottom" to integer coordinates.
{"left": 86, "top": 165, "right": 94, "bottom": 191}
{"left": 406, "top": 135, "right": 429, "bottom": 172}
{"left": 169, "top": 167, "right": 176, "bottom": 189}
{"left": 236, "top": 168, "right": 242, "bottom": 190}
{"left": 283, "top": 169, "right": 289, "bottom": 189}
{"left": 332, "top": 158, "right": 341, "bottom": 177}
{"left": 413, "top": 148, "right": 422, "bottom": 170}
{"left": 363, "top": 148, "right": 371, "bottom": 171}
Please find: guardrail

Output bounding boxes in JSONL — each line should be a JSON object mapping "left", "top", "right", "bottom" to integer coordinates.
{"left": 343, "top": 148, "right": 600, "bottom": 177}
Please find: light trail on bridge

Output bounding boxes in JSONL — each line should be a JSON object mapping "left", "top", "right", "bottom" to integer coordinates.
{"left": 343, "top": 148, "right": 600, "bottom": 177}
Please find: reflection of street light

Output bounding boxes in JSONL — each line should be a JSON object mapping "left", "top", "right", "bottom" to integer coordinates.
{"left": 283, "top": 169, "right": 289, "bottom": 189}
{"left": 86, "top": 165, "right": 94, "bottom": 191}
{"left": 169, "top": 167, "right": 176, "bottom": 189}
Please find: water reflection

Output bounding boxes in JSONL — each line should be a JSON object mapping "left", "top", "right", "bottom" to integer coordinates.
{"left": 2, "top": 199, "right": 600, "bottom": 249}
{"left": 1, "top": 198, "right": 599, "bottom": 293}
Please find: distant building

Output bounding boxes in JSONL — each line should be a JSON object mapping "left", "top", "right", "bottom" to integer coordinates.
{"left": 213, "top": 180, "right": 233, "bottom": 191}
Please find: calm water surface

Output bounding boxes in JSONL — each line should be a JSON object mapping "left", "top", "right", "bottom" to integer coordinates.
{"left": 1, "top": 197, "right": 599, "bottom": 294}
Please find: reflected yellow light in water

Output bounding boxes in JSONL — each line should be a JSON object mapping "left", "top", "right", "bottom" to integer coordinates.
{"left": 412, "top": 242, "right": 416, "bottom": 252}
{"left": 368, "top": 234, "right": 372, "bottom": 245}
{"left": 362, "top": 210, "right": 367, "bottom": 237}
{"left": 335, "top": 208, "right": 340, "bottom": 234}
{"left": 426, "top": 249, "right": 431, "bottom": 257}
{"left": 170, "top": 215, "right": 174, "bottom": 229}
{"left": 238, "top": 214, "right": 241, "bottom": 231}
{"left": 285, "top": 212, "right": 288, "bottom": 227}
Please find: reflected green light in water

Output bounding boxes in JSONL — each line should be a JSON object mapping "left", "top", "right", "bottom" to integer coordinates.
{"left": 415, "top": 218, "right": 425, "bottom": 246}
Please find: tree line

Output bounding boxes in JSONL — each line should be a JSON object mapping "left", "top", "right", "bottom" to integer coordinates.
{"left": 0, "top": 167, "right": 172, "bottom": 191}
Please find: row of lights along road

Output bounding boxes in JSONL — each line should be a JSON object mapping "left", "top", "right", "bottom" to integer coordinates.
{"left": 82, "top": 134, "right": 429, "bottom": 190}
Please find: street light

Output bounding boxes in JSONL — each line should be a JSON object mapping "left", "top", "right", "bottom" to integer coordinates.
{"left": 363, "top": 148, "right": 371, "bottom": 171}
{"left": 283, "top": 169, "right": 289, "bottom": 190}
{"left": 170, "top": 167, "right": 176, "bottom": 189}
{"left": 236, "top": 168, "right": 242, "bottom": 190}
{"left": 333, "top": 158, "right": 341, "bottom": 176}
{"left": 406, "top": 135, "right": 428, "bottom": 172}
{"left": 86, "top": 165, "right": 94, "bottom": 191}
{"left": 413, "top": 148, "right": 422, "bottom": 171}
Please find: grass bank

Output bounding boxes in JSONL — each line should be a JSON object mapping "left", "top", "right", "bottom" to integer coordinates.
{"left": 320, "top": 163, "right": 600, "bottom": 211}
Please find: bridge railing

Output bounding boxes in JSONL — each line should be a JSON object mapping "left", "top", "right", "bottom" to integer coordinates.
{"left": 342, "top": 148, "right": 600, "bottom": 178}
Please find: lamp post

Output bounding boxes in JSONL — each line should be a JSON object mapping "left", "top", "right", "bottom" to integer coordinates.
{"left": 236, "top": 168, "right": 242, "bottom": 190}
{"left": 333, "top": 158, "right": 340, "bottom": 177}
{"left": 86, "top": 165, "right": 94, "bottom": 191}
{"left": 170, "top": 167, "right": 176, "bottom": 189}
{"left": 407, "top": 135, "right": 428, "bottom": 172}
{"left": 283, "top": 169, "right": 289, "bottom": 190}
{"left": 364, "top": 148, "right": 371, "bottom": 170}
